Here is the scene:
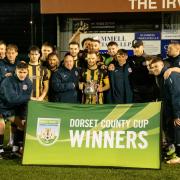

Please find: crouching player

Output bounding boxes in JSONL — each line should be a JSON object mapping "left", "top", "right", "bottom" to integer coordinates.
{"left": 0, "top": 61, "right": 32, "bottom": 159}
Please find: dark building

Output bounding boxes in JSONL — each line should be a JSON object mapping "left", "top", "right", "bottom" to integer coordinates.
{"left": 0, "top": 2, "right": 57, "bottom": 53}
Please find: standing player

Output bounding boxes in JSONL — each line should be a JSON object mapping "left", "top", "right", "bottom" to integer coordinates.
{"left": 47, "top": 52, "right": 61, "bottom": 102}
{"left": 0, "top": 44, "right": 19, "bottom": 83}
{"left": 50, "top": 54, "right": 80, "bottom": 103}
{"left": 108, "top": 49, "right": 133, "bottom": 104}
{"left": 0, "top": 40, "right": 6, "bottom": 60}
{"left": 40, "top": 42, "right": 55, "bottom": 67}
{"left": 79, "top": 51, "right": 110, "bottom": 104}
{"left": 150, "top": 58, "right": 180, "bottom": 164}
{"left": 164, "top": 42, "right": 180, "bottom": 79}
{"left": 0, "top": 62, "right": 32, "bottom": 159}
{"left": 28, "top": 46, "right": 49, "bottom": 101}
{"left": 0, "top": 44, "right": 19, "bottom": 147}
{"left": 128, "top": 40, "right": 157, "bottom": 103}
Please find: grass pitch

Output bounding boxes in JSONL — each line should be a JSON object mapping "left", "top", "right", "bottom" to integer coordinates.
{"left": 0, "top": 159, "right": 180, "bottom": 180}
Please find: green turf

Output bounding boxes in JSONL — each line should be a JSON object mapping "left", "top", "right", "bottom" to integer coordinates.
{"left": 1, "top": 124, "right": 179, "bottom": 180}
{"left": 0, "top": 160, "right": 180, "bottom": 180}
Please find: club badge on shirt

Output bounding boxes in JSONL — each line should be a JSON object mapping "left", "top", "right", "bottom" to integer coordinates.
{"left": 128, "top": 68, "right": 132, "bottom": 73}
{"left": 22, "top": 84, "right": 28, "bottom": 90}
{"left": 75, "top": 70, "right": 79, "bottom": 77}
{"left": 142, "top": 61, "right": 146, "bottom": 66}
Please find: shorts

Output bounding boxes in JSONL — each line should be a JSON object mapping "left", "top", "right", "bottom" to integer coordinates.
{"left": 0, "top": 110, "right": 15, "bottom": 123}
{"left": 1, "top": 110, "right": 15, "bottom": 119}
{"left": 0, "top": 103, "right": 28, "bottom": 121}
{"left": 14, "top": 103, "right": 28, "bottom": 120}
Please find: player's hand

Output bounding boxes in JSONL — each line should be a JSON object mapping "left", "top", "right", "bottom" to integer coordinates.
{"left": 100, "top": 64, "right": 107, "bottom": 70}
{"left": 174, "top": 118, "right": 180, "bottom": 127}
{"left": 97, "top": 85, "right": 103, "bottom": 93}
{"left": 31, "top": 97, "right": 37, "bottom": 101}
{"left": 5, "top": 72, "right": 12, "bottom": 77}
{"left": 79, "top": 82, "right": 84, "bottom": 90}
{"left": 78, "top": 23, "right": 88, "bottom": 33}
{"left": 108, "top": 64, "right": 115, "bottom": 71}
{"left": 37, "top": 97, "right": 44, "bottom": 101}
{"left": 164, "top": 68, "right": 172, "bottom": 79}
{"left": 21, "top": 120, "right": 26, "bottom": 126}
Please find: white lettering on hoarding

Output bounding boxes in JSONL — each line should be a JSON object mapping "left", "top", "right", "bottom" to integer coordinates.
{"left": 166, "top": 0, "right": 180, "bottom": 8}
{"left": 69, "top": 130, "right": 85, "bottom": 147}
{"left": 115, "top": 131, "right": 126, "bottom": 149}
{"left": 129, "top": 0, "right": 157, "bottom": 9}
{"left": 129, "top": 0, "right": 137, "bottom": 9}
{"left": 92, "top": 131, "right": 102, "bottom": 148}
{"left": 69, "top": 130, "right": 148, "bottom": 149}
{"left": 129, "top": 0, "right": 180, "bottom": 10}
{"left": 138, "top": 131, "right": 148, "bottom": 149}
{"left": 138, "top": 0, "right": 147, "bottom": 9}
{"left": 104, "top": 131, "right": 114, "bottom": 148}
{"left": 70, "top": 119, "right": 149, "bottom": 129}
{"left": 69, "top": 119, "right": 149, "bottom": 149}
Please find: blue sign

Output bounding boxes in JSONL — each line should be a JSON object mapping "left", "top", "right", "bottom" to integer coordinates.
{"left": 161, "top": 40, "right": 170, "bottom": 59}
{"left": 135, "top": 32, "right": 161, "bottom": 40}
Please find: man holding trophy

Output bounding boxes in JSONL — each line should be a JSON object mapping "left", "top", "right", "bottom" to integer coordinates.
{"left": 79, "top": 51, "right": 110, "bottom": 104}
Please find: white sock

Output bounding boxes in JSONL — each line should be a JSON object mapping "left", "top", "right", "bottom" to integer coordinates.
{"left": 0, "top": 149, "right": 4, "bottom": 153}
{"left": 12, "top": 146, "right": 19, "bottom": 152}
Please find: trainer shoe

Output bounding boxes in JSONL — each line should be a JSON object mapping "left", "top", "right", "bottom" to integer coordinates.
{"left": 166, "top": 144, "right": 176, "bottom": 156}
{"left": 166, "top": 155, "right": 180, "bottom": 164}
{"left": 4, "top": 145, "right": 12, "bottom": 152}
{"left": 0, "top": 152, "right": 12, "bottom": 160}
{"left": 10, "top": 151, "right": 22, "bottom": 159}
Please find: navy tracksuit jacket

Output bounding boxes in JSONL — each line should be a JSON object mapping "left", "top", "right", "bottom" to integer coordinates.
{"left": 0, "top": 74, "right": 32, "bottom": 115}
{"left": 109, "top": 62, "right": 133, "bottom": 104}
{"left": 0, "top": 59, "right": 17, "bottom": 84}
{"left": 50, "top": 66, "right": 79, "bottom": 103}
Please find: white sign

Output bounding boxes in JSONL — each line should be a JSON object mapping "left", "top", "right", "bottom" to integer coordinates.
{"left": 162, "top": 12, "right": 180, "bottom": 39}
{"left": 162, "top": 31, "right": 180, "bottom": 39}
{"left": 143, "top": 41, "right": 161, "bottom": 55}
{"left": 129, "top": 0, "right": 180, "bottom": 10}
{"left": 80, "top": 33, "right": 135, "bottom": 50}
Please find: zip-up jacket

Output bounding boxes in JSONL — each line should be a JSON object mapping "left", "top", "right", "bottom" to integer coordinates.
{"left": 164, "top": 71, "right": 180, "bottom": 119}
{"left": 50, "top": 66, "right": 79, "bottom": 103}
{"left": 0, "top": 74, "right": 32, "bottom": 113}
{"left": 165, "top": 55, "right": 180, "bottom": 68}
{"left": 128, "top": 55, "right": 158, "bottom": 102}
{"left": 109, "top": 62, "right": 133, "bottom": 104}
{"left": 0, "top": 59, "right": 17, "bottom": 84}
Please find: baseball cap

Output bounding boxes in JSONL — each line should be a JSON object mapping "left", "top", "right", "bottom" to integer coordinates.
{"left": 132, "top": 40, "right": 143, "bottom": 48}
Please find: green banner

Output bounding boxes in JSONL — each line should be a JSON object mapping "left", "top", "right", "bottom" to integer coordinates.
{"left": 22, "top": 101, "right": 161, "bottom": 169}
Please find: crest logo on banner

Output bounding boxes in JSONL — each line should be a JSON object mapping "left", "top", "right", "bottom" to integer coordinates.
{"left": 36, "top": 118, "right": 61, "bottom": 146}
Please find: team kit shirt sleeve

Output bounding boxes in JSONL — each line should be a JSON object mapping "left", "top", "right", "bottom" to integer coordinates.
{"left": 28, "top": 64, "right": 49, "bottom": 98}
{"left": 43, "top": 67, "right": 50, "bottom": 82}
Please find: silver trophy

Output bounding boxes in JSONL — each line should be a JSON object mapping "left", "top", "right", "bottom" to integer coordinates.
{"left": 84, "top": 80, "right": 98, "bottom": 95}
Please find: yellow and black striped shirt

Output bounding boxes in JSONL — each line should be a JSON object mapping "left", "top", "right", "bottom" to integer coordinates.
{"left": 28, "top": 64, "right": 49, "bottom": 98}
{"left": 80, "top": 68, "right": 109, "bottom": 104}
